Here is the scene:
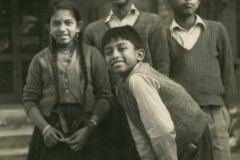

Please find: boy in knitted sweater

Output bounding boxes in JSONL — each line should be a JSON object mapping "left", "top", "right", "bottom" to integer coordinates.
{"left": 102, "top": 25, "right": 211, "bottom": 160}
{"left": 167, "top": 0, "right": 235, "bottom": 160}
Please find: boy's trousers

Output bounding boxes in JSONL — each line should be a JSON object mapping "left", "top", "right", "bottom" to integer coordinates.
{"left": 201, "top": 105, "right": 231, "bottom": 160}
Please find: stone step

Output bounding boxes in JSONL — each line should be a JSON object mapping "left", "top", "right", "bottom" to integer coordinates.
{"left": 0, "top": 104, "right": 32, "bottom": 160}
{"left": 0, "top": 126, "right": 33, "bottom": 149}
{"left": 0, "top": 148, "right": 28, "bottom": 160}
{"left": 0, "top": 107, "right": 32, "bottom": 129}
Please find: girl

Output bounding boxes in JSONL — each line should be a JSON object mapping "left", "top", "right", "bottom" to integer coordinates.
{"left": 22, "top": 1, "right": 112, "bottom": 160}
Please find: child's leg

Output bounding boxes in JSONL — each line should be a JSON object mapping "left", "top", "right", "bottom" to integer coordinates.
{"left": 201, "top": 105, "right": 231, "bottom": 160}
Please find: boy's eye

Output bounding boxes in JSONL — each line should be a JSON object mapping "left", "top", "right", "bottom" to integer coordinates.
{"left": 118, "top": 47, "right": 127, "bottom": 52}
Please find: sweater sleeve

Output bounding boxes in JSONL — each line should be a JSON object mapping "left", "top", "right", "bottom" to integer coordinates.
{"left": 128, "top": 74, "right": 177, "bottom": 160}
{"left": 90, "top": 47, "right": 112, "bottom": 121}
{"left": 149, "top": 16, "right": 170, "bottom": 76}
{"left": 217, "top": 23, "right": 236, "bottom": 106}
{"left": 22, "top": 55, "right": 42, "bottom": 114}
{"left": 84, "top": 24, "right": 95, "bottom": 47}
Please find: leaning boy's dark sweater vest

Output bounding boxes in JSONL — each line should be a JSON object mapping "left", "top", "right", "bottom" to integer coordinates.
{"left": 116, "top": 63, "right": 209, "bottom": 157}
{"left": 168, "top": 20, "right": 229, "bottom": 106}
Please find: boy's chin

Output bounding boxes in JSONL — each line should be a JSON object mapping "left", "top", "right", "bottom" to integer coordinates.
{"left": 112, "top": 69, "right": 127, "bottom": 76}
{"left": 114, "top": 71, "right": 132, "bottom": 79}
{"left": 182, "top": 9, "right": 197, "bottom": 16}
{"left": 112, "top": 69, "right": 124, "bottom": 75}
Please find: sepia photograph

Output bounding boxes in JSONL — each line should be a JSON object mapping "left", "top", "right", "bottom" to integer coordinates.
{"left": 0, "top": 0, "right": 239, "bottom": 160}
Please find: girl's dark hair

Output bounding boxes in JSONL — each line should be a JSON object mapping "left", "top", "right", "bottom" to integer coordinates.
{"left": 102, "top": 25, "right": 143, "bottom": 51}
{"left": 48, "top": 0, "right": 88, "bottom": 105}
{"left": 47, "top": 0, "right": 81, "bottom": 23}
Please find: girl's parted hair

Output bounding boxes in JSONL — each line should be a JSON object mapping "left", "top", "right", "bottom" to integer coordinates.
{"left": 47, "top": 0, "right": 81, "bottom": 23}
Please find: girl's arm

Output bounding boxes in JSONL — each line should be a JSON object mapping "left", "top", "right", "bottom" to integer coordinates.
{"left": 67, "top": 47, "right": 112, "bottom": 151}
{"left": 89, "top": 47, "right": 112, "bottom": 122}
{"left": 24, "top": 101, "right": 48, "bottom": 131}
{"left": 26, "top": 102, "right": 64, "bottom": 147}
{"left": 23, "top": 55, "right": 45, "bottom": 128}
{"left": 23, "top": 54, "right": 63, "bottom": 147}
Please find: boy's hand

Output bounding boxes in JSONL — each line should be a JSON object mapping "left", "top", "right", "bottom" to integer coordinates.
{"left": 66, "top": 127, "right": 92, "bottom": 151}
{"left": 43, "top": 126, "right": 64, "bottom": 147}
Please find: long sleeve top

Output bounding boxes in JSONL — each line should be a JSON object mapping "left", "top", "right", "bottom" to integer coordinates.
{"left": 23, "top": 44, "right": 112, "bottom": 116}
{"left": 127, "top": 70, "right": 176, "bottom": 160}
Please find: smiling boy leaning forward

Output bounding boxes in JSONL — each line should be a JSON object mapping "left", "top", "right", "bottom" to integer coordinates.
{"left": 102, "top": 25, "right": 211, "bottom": 160}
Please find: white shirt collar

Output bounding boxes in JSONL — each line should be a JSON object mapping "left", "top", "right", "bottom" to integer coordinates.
{"left": 169, "top": 14, "right": 206, "bottom": 33}
{"left": 104, "top": 4, "right": 138, "bottom": 23}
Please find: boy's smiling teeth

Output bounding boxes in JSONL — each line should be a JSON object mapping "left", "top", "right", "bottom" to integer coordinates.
{"left": 112, "top": 60, "right": 124, "bottom": 66}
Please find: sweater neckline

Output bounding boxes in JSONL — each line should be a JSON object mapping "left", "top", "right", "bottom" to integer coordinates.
{"left": 168, "top": 24, "right": 207, "bottom": 52}
{"left": 104, "top": 12, "right": 142, "bottom": 29}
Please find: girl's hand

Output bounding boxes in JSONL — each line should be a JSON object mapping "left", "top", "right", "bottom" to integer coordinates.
{"left": 43, "top": 126, "right": 64, "bottom": 147}
{"left": 67, "top": 127, "right": 92, "bottom": 151}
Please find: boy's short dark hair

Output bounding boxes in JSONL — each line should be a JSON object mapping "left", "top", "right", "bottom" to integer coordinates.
{"left": 102, "top": 25, "right": 143, "bottom": 50}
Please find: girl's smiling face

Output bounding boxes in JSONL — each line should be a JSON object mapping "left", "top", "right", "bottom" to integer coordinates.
{"left": 49, "top": 9, "right": 81, "bottom": 46}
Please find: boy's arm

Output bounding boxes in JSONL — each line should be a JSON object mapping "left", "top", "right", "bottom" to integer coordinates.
{"left": 149, "top": 17, "right": 170, "bottom": 76}
{"left": 218, "top": 23, "right": 235, "bottom": 107}
{"left": 128, "top": 74, "right": 177, "bottom": 160}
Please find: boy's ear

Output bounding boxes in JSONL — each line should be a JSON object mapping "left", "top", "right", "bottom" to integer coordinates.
{"left": 136, "top": 49, "right": 145, "bottom": 61}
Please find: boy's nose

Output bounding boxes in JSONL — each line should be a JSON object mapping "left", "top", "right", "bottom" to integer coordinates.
{"left": 112, "top": 49, "right": 121, "bottom": 58}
